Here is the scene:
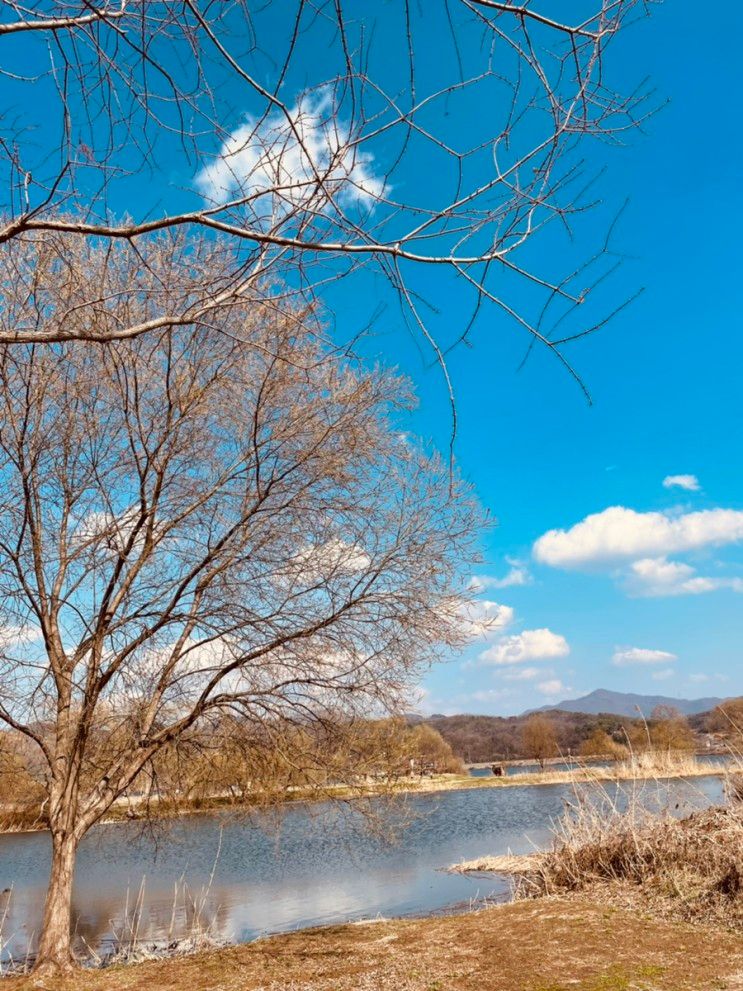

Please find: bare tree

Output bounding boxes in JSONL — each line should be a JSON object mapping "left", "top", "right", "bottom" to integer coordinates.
{"left": 521, "top": 713, "right": 559, "bottom": 768}
{"left": 0, "top": 0, "right": 653, "bottom": 393}
{"left": 649, "top": 706, "right": 694, "bottom": 752}
{"left": 147, "top": 714, "right": 464, "bottom": 809}
{"left": 708, "top": 699, "right": 743, "bottom": 748}
{"left": 0, "top": 236, "right": 478, "bottom": 974}
{"left": 578, "top": 727, "right": 627, "bottom": 761}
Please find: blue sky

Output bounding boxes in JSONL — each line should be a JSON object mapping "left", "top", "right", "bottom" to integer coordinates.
{"left": 8, "top": 3, "right": 741, "bottom": 716}
{"left": 206, "top": 4, "right": 743, "bottom": 716}
{"left": 395, "top": 2, "right": 743, "bottom": 714}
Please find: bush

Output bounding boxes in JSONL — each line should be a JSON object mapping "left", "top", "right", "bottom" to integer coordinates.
{"left": 579, "top": 729, "right": 628, "bottom": 761}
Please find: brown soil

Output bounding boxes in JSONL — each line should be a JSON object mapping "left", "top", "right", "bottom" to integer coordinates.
{"left": 9, "top": 896, "right": 743, "bottom": 991}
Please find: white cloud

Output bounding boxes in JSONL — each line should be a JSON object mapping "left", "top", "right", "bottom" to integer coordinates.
{"left": 0, "top": 623, "right": 43, "bottom": 649}
{"left": 290, "top": 538, "right": 371, "bottom": 582}
{"left": 536, "top": 678, "right": 566, "bottom": 696}
{"left": 663, "top": 474, "right": 700, "bottom": 492}
{"left": 195, "top": 89, "right": 383, "bottom": 217}
{"left": 534, "top": 506, "right": 743, "bottom": 568}
{"left": 479, "top": 628, "right": 570, "bottom": 666}
{"left": 651, "top": 668, "right": 675, "bottom": 681}
{"left": 467, "top": 688, "right": 513, "bottom": 703}
{"left": 629, "top": 557, "right": 714, "bottom": 596}
{"left": 612, "top": 646, "right": 677, "bottom": 667}
{"left": 470, "top": 560, "right": 531, "bottom": 591}
{"left": 628, "top": 556, "right": 743, "bottom": 597}
{"left": 458, "top": 599, "right": 515, "bottom": 641}
{"left": 501, "top": 666, "right": 543, "bottom": 682}
{"left": 687, "top": 672, "right": 729, "bottom": 685}
{"left": 75, "top": 506, "right": 145, "bottom": 555}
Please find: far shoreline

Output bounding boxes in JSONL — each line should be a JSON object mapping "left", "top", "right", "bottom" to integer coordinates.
{"left": 0, "top": 754, "right": 732, "bottom": 838}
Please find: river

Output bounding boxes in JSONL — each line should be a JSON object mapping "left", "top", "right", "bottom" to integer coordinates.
{"left": 0, "top": 773, "right": 726, "bottom": 962}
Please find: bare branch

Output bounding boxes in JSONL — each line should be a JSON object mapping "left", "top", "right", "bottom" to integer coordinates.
{"left": 0, "top": 5, "right": 126, "bottom": 36}
{"left": 0, "top": 0, "right": 654, "bottom": 393}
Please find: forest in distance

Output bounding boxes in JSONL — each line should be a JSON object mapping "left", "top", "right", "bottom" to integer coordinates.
{"left": 418, "top": 700, "right": 743, "bottom": 764}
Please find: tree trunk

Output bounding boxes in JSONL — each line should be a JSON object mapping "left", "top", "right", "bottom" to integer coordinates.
{"left": 33, "top": 830, "right": 78, "bottom": 974}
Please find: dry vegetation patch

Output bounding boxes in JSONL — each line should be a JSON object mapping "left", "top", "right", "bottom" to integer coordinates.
{"left": 515, "top": 800, "right": 743, "bottom": 932}
{"left": 453, "top": 772, "right": 743, "bottom": 939}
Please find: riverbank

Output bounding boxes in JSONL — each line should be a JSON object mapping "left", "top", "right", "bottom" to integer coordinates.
{"left": 0, "top": 755, "right": 730, "bottom": 835}
{"left": 453, "top": 801, "right": 743, "bottom": 937}
{"left": 394, "top": 755, "right": 728, "bottom": 795}
{"left": 5, "top": 896, "right": 742, "bottom": 990}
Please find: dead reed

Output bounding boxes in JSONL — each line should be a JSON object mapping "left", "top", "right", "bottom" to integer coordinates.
{"left": 512, "top": 766, "right": 743, "bottom": 931}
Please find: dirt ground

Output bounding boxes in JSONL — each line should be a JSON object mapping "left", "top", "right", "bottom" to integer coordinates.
{"left": 9, "top": 896, "right": 743, "bottom": 991}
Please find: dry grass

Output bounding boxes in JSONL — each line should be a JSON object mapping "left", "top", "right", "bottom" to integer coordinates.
{"left": 613, "top": 751, "right": 706, "bottom": 778}
{"left": 400, "top": 753, "right": 725, "bottom": 795}
{"left": 0, "top": 807, "right": 47, "bottom": 833}
{"left": 515, "top": 799, "right": 743, "bottom": 932}
{"left": 452, "top": 764, "right": 743, "bottom": 934}
{"left": 3, "top": 897, "right": 742, "bottom": 991}
{"left": 84, "top": 875, "right": 228, "bottom": 970}
{"left": 449, "top": 853, "right": 535, "bottom": 875}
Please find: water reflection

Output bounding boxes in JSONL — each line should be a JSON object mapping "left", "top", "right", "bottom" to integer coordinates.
{"left": 0, "top": 774, "right": 725, "bottom": 961}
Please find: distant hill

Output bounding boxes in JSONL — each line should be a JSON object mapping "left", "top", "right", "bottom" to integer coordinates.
{"left": 529, "top": 688, "right": 726, "bottom": 719}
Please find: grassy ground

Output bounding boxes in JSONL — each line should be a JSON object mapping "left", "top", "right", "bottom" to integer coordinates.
{"left": 7, "top": 897, "right": 742, "bottom": 991}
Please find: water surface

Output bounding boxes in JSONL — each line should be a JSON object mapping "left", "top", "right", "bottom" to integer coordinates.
{"left": 0, "top": 774, "right": 725, "bottom": 961}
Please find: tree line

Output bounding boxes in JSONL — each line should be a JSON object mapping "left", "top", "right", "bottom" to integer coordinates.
{"left": 424, "top": 700, "right": 743, "bottom": 765}
{"left": 0, "top": 716, "right": 462, "bottom": 830}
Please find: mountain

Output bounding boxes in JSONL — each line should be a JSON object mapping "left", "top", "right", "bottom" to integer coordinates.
{"left": 529, "top": 688, "right": 726, "bottom": 719}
